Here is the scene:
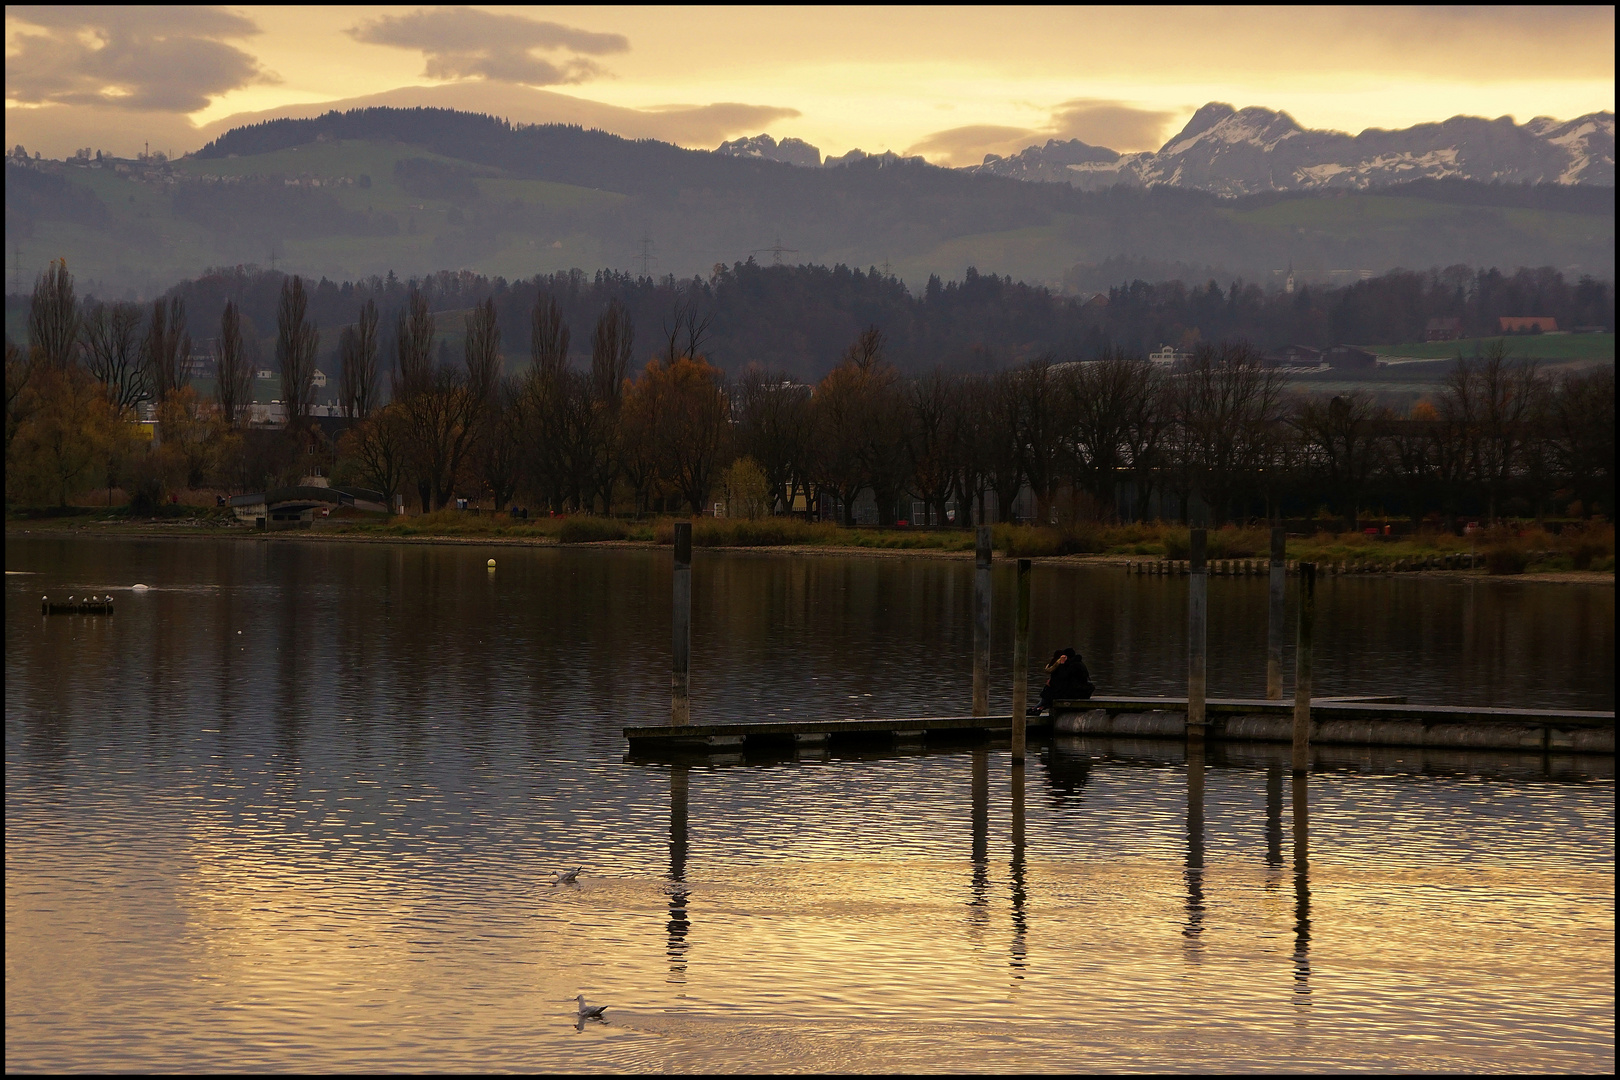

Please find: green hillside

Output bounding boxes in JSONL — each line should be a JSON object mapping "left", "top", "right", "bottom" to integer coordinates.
{"left": 1370, "top": 333, "right": 1614, "bottom": 363}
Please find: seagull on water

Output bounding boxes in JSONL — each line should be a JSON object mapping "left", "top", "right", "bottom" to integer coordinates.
{"left": 552, "top": 867, "right": 581, "bottom": 886}
{"left": 576, "top": 994, "right": 607, "bottom": 1021}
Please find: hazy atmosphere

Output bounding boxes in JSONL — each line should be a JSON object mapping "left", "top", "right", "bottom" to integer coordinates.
{"left": 6, "top": 6, "right": 1615, "bottom": 1076}
{"left": 7, "top": 6, "right": 1615, "bottom": 162}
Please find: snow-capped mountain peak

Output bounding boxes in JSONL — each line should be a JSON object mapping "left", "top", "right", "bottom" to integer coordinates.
{"left": 963, "top": 103, "right": 1615, "bottom": 195}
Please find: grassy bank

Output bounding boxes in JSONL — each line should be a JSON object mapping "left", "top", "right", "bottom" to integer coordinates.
{"left": 9, "top": 507, "right": 1612, "bottom": 575}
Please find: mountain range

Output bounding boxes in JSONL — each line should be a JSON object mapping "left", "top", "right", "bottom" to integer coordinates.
{"left": 5, "top": 105, "right": 1613, "bottom": 298}
{"left": 719, "top": 103, "right": 1615, "bottom": 196}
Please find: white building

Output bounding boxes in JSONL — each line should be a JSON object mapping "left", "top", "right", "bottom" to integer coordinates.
{"left": 1148, "top": 344, "right": 1190, "bottom": 366}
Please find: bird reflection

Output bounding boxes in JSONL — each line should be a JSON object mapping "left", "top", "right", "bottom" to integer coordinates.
{"left": 1292, "top": 772, "right": 1312, "bottom": 1007}
{"left": 968, "top": 750, "right": 989, "bottom": 932}
{"left": 667, "top": 764, "right": 691, "bottom": 984}
{"left": 1183, "top": 739, "right": 1206, "bottom": 957}
{"left": 1009, "top": 760, "right": 1028, "bottom": 979}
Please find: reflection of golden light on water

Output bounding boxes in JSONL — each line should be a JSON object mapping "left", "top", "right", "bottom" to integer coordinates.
{"left": 8, "top": 818, "right": 1614, "bottom": 1072}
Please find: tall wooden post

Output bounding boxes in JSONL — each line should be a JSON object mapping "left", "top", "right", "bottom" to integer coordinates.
{"left": 1267, "top": 525, "right": 1286, "bottom": 699}
{"left": 1187, "top": 528, "right": 1207, "bottom": 738}
{"left": 1292, "top": 561, "right": 1316, "bottom": 773}
{"left": 672, "top": 521, "right": 692, "bottom": 726}
{"left": 972, "top": 525, "right": 992, "bottom": 717}
{"left": 1011, "top": 558, "right": 1032, "bottom": 759}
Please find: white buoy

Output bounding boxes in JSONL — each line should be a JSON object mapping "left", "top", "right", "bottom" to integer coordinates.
{"left": 487, "top": 558, "right": 496, "bottom": 568}
{"left": 131, "top": 584, "right": 149, "bottom": 591}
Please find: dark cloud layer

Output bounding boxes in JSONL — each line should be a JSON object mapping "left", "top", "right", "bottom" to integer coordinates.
{"left": 348, "top": 7, "right": 629, "bottom": 87}
{"left": 5, "top": 5, "right": 274, "bottom": 112}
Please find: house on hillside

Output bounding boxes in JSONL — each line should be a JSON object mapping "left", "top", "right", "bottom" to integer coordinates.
{"left": 1499, "top": 316, "right": 1558, "bottom": 333}
{"left": 1148, "top": 344, "right": 1190, "bottom": 366}
{"left": 1322, "top": 345, "right": 1378, "bottom": 371}
{"left": 1262, "top": 344, "right": 1322, "bottom": 367}
{"left": 1425, "top": 317, "right": 1464, "bottom": 342}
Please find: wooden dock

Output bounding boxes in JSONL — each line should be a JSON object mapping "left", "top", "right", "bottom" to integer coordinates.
{"left": 1055, "top": 696, "right": 1615, "bottom": 753}
{"left": 625, "top": 714, "right": 1045, "bottom": 753}
{"left": 624, "top": 696, "right": 1614, "bottom": 755}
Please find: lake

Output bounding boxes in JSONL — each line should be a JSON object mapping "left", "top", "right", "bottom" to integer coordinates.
{"left": 6, "top": 535, "right": 1614, "bottom": 1072}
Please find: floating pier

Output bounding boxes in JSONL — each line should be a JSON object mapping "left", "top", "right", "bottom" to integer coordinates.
{"left": 1052, "top": 696, "right": 1615, "bottom": 753}
{"left": 626, "top": 713, "right": 1046, "bottom": 754}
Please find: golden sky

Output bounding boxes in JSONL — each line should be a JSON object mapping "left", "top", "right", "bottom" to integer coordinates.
{"left": 5, "top": 5, "right": 1615, "bottom": 163}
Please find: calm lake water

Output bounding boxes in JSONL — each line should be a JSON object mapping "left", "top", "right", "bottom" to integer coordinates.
{"left": 6, "top": 535, "right": 1615, "bottom": 1072}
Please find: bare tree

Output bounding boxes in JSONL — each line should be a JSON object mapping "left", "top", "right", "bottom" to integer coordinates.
{"left": 338, "top": 298, "right": 379, "bottom": 419}
{"left": 530, "top": 292, "right": 571, "bottom": 381}
{"left": 903, "top": 368, "right": 963, "bottom": 526}
{"left": 1015, "top": 356, "right": 1065, "bottom": 524}
{"left": 142, "top": 296, "right": 191, "bottom": 402}
{"left": 1548, "top": 366, "right": 1615, "bottom": 517}
{"left": 393, "top": 288, "right": 435, "bottom": 399}
{"left": 340, "top": 403, "right": 410, "bottom": 512}
{"left": 29, "top": 259, "right": 79, "bottom": 372}
{"left": 275, "top": 276, "right": 318, "bottom": 426}
{"left": 81, "top": 301, "right": 149, "bottom": 412}
{"left": 1066, "top": 350, "right": 1164, "bottom": 520}
{"left": 1291, "top": 390, "right": 1385, "bottom": 531}
{"left": 736, "top": 365, "right": 813, "bottom": 516}
{"left": 463, "top": 296, "right": 502, "bottom": 406}
{"left": 1173, "top": 342, "right": 1288, "bottom": 523}
{"left": 588, "top": 299, "right": 635, "bottom": 512}
{"left": 213, "top": 300, "right": 252, "bottom": 426}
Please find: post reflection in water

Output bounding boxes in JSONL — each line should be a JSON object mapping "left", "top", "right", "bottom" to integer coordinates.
{"left": 1009, "top": 761, "right": 1028, "bottom": 980}
{"left": 1265, "top": 764, "right": 1284, "bottom": 871}
{"left": 1183, "top": 740, "right": 1207, "bottom": 956}
{"left": 667, "top": 764, "right": 691, "bottom": 984}
{"left": 1292, "top": 773, "right": 1312, "bottom": 1007}
{"left": 969, "top": 750, "right": 990, "bottom": 934}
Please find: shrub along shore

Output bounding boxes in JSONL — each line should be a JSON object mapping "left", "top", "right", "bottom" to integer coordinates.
{"left": 9, "top": 509, "right": 1613, "bottom": 577}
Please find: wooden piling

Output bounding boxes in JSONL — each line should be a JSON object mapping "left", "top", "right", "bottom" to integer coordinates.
{"left": 973, "top": 525, "right": 992, "bottom": 717}
{"left": 1011, "top": 558, "right": 1032, "bottom": 760}
{"left": 1292, "top": 561, "right": 1316, "bottom": 772}
{"left": 1267, "top": 526, "right": 1286, "bottom": 700}
{"left": 672, "top": 521, "right": 692, "bottom": 726}
{"left": 1188, "top": 528, "right": 1208, "bottom": 739}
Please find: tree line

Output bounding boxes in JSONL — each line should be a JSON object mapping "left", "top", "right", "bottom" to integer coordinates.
{"left": 6, "top": 260, "right": 1612, "bottom": 525}
{"left": 145, "top": 260, "right": 1615, "bottom": 386}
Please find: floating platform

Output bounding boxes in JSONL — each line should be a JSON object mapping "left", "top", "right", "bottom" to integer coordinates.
{"left": 625, "top": 714, "right": 1042, "bottom": 754}
{"left": 624, "top": 695, "right": 1614, "bottom": 756}
{"left": 1054, "top": 696, "right": 1614, "bottom": 753}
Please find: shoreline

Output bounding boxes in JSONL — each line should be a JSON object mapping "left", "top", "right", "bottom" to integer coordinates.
{"left": 6, "top": 522, "right": 1615, "bottom": 583}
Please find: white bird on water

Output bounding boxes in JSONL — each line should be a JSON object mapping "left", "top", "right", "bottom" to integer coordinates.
{"left": 576, "top": 994, "right": 607, "bottom": 1021}
{"left": 552, "top": 867, "right": 581, "bottom": 886}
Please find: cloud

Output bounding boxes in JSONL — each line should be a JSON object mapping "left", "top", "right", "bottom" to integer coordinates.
{"left": 5, "top": 5, "right": 275, "bottom": 113}
{"left": 906, "top": 125, "right": 1041, "bottom": 165}
{"left": 348, "top": 7, "right": 628, "bottom": 86}
{"left": 906, "top": 99, "right": 1178, "bottom": 166}
{"left": 1047, "top": 99, "right": 1177, "bottom": 152}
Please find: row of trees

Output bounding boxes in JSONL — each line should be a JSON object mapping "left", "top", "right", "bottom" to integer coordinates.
{"left": 7, "top": 261, "right": 1614, "bottom": 524}
{"left": 150, "top": 260, "right": 1615, "bottom": 385}
{"left": 334, "top": 289, "right": 1612, "bottom": 527}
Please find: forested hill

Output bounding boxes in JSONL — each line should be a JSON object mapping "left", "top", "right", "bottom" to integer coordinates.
{"left": 8, "top": 106, "right": 1615, "bottom": 297}
{"left": 144, "top": 261, "right": 1613, "bottom": 383}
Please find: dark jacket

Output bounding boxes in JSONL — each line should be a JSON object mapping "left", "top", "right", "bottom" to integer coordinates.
{"left": 1047, "top": 648, "right": 1094, "bottom": 700}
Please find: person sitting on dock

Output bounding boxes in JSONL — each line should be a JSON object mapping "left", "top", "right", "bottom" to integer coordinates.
{"left": 1031, "top": 647, "right": 1093, "bottom": 715}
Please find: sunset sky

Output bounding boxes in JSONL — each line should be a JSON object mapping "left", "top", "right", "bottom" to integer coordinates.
{"left": 5, "top": 5, "right": 1615, "bottom": 163}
